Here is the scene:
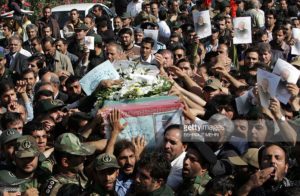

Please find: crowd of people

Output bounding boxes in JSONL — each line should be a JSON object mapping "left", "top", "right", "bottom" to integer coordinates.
{"left": 0, "top": 0, "right": 300, "bottom": 195}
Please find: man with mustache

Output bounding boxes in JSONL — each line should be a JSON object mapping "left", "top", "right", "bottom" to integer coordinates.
{"left": 114, "top": 139, "right": 140, "bottom": 196}
{"left": 238, "top": 143, "right": 295, "bottom": 195}
{"left": 179, "top": 142, "right": 217, "bottom": 196}
{"left": 134, "top": 152, "right": 174, "bottom": 195}
{"left": 86, "top": 153, "right": 120, "bottom": 196}
{"left": 163, "top": 124, "right": 187, "bottom": 190}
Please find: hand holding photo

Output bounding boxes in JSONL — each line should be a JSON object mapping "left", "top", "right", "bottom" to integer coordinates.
{"left": 233, "top": 17, "right": 252, "bottom": 44}
{"left": 84, "top": 36, "right": 95, "bottom": 50}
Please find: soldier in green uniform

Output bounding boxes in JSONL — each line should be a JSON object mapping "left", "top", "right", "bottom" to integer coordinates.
{"left": 0, "top": 128, "right": 21, "bottom": 170}
{"left": 41, "top": 133, "right": 95, "bottom": 196}
{"left": 12, "top": 135, "right": 43, "bottom": 195}
{"left": 85, "top": 153, "right": 120, "bottom": 196}
{"left": 179, "top": 142, "right": 217, "bottom": 196}
{"left": 0, "top": 169, "right": 29, "bottom": 195}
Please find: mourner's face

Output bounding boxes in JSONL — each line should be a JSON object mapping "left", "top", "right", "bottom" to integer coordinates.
{"left": 117, "top": 148, "right": 136, "bottom": 175}
{"left": 113, "top": 18, "right": 123, "bottom": 30}
{"left": 135, "top": 167, "right": 159, "bottom": 193}
{"left": 183, "top": 148, "right": 206, "bottom": 179}
{"left": 15, "top": 156, "right": 38, "bottom": 174}
{"left": 9, "top": 39, "right": 21, "bottom": 53}
{"left": 31, "top": 130, "right": 47, "bottom": 152}
{"left": 260, "top": 145, "right": 288, "bottom": 183}
{"left": 2, "top": 89, "right": 17, "bottom": 106}
{"left": 163, "top": 128, "right": 186, "bottom": 162}
{"left": 27, "top": 29, "right": 37, "bottom": 39}
{"left": 96, "top": 168, "right": 119, "bottom": 191}
{"left": 43, "top": 8, "right": 52, "bottom": 19}
{"left": 249, "top": 119, "right": 268, "bottom": 147}
{"left": 120, "top": 33, "right": 132, "bottom": 47}
{"left": 141, "top": 42, "right": 152, "bottom": 59}
{"left": 23, "top": 72, "right": 36, "bottom": 91}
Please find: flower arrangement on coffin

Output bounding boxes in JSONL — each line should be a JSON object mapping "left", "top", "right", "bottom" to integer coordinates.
{"left": 95, "top": 63, "right": 173, "bottom": 107}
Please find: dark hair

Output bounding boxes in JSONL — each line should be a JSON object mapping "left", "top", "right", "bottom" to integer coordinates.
{"left": 27, "top": 53, "right": 45, "bottom": 69}
{"left": 0, "top": 81, "right": 15, "bottom": 95}
{"left": 43, "top": 5, "right": 52, "bottom": 13}
{"left": 265, "top": 9, "right": 277, "bottom": 18}
{"left": 258, "top": 143, "right": 288, "bottom": 167}
{"left": 118, "top": 27, "right": 133, "bottom": 37}
{"left": 31, "top": 37, "right": 42, "bottom": 44}
{"left": 1, "top": 112, "right": 23, "bottom": 130}
{"left": 244, "top": 46, "right": 260, "bottom": 56}
{"left": 22, "top": 69, "right": 37, "bottom": 79}
{"left": 205, "top": 175, "right": 235, "bottom": 195}
{"left": 176, "top": 58, "right": 194, "bottom": 69}
{"left": 55, "top": 38, "right": 68, "bottom": 45}
{"left": 114, "top": 139, "right": 136, "bottom": 158}
{"left": 159, "top": 9, "right": 168, "bottom": 21}
{"left": 3, "top": 23, "right": 13, "bottom": 32}
{"left": 163, "top": 124, "right": 183, "bottom": 139}
{"left": 70, "top": 9, "right": 78, "bottom": 14}
{"left": 141, "top": 37, "right": 155, "bottom": 47}
{"left": 23, "top": 121, "right": 45, "bottom": 135}
{"left": 42, "top": 37, "right": 55, "bottom": 46}
{"left": 65, "top": 75, "right": 80, "bottom": 88}
{"left": 137, "top": 152, "right": 171, "bottom": 182}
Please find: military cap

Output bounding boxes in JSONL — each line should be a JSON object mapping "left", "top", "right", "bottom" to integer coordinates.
{"left": 74, "top": 23, "right": 89, "bottom": 31}
{"left": 204, "top": 78, "right": 223, "bottom": 91}
{"left": 0, "top": 129, "right": 21, "bottom": 146}
{"left": 94, "top": 153, "right": 120, "bottom": 171}
{"left": 94, "top": 34, "right": 102, "bottom": 45}
{"left": 35, "top": 99, "right": 65, "bottom": 114}
{"left": 54, "top": 133, "right": 95, "bottom": 156}
{"left": 121, "top": 12, "right": 131, "bottom": 19}
{"left": 228, "top": 148, "right": 259, "bottom": 169}
{"left": 0, "top": 170, "right": 29, "bottom": 186}
{"left": 15, "top": 135, "right": 40, "bottom": 158}
{"left": 189, "top": 142, "right": 217, "bottom": 165}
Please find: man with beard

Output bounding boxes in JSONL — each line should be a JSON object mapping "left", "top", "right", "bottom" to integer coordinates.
{"left": 119, "top": 27, "right": 141, "bottom": 59}
{"left": 86, "top": 153, "right": 120, "bottom": 195}
{"left": 42, "top": 133, "right": 95, "bottom": 195}
{"left": 34, "top": 99, "right": 66, "bottom": 125}
{"left": 179, "top": 142, "right": 217, "bottom": 196}
{"left": 270, "top": 26, "right": 290, "bottom": 60}
{"left": 163, "top": 124, "right": 187, "bottom": 190}
{"left": 134, "top": 152, "right": 174, "bottom": 195}
{"left": 42, "top": 37, "right": 74, "bottom": 76}
{"left": 114, "top": 140, "right": 138, "bottom": 195}
{"left": 21, "top": 69, "right": 37, "bottom": 102}
{"left": 65, "top": 75, "right": 85, "bottom": 104}
{"left": 238, "top": 143, "right": 295, "bottom": 195}
{"left": 36, "top": 5, "right": 60, "bottom": 39}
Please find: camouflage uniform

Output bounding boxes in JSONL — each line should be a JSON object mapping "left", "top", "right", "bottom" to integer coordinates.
{"left": 43, "top": 170, "right": 89, "bottom": 196}
{"left": 41, "top": 133, "right": 95, "bottom": 196}
{"left": 13, "top": 135, "right": 48, "bottom": 193}
{"left": 179, "top": 172, "right": 211, "bottom": 196}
